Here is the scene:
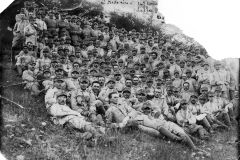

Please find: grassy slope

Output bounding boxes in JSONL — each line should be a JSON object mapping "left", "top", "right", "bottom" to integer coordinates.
{"left": 0, "top": 55, "right": 238, "bottom": 160}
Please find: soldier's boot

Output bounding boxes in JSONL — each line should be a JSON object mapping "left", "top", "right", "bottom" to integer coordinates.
{"left": 198, "top": 128, "right": 209, "bottom": 140}
{"left": 223, "top": 112, "right": 232, "bottom": 128}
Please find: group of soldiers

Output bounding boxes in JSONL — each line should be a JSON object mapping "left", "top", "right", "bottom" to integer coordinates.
{"left": 12, "top": 0, "right": 239, "bottom": 153}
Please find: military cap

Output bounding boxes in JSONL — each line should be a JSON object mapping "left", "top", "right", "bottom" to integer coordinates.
{"left": 71, "top": 69, "right": 79, "bottom": 74}
{"left": 146, "top": 78, "right": 153, "bottom": 83}
{"left": 163, "top": 69, "right": 169, "bottom": 73}
{"left": 132, "top": 48, "right": 138, "bottom": 51}
{"left": 169, "top": 56, "right": 175, "bottom": 60}
{"left": 174, "top": 69, "right": 180, "bottom": 74}
{"left": 198, "top": 94, "right": 206, "bottom": 100}
{"left": 114, "top": 71, "right": 121, "bottom": 75}
{"left": 214, "top": 61, "right": 222, "bottom": 66}
{"left": 215, "top": 86, "right": 222, "bottom": 91}
{"left": 95, "top": 73, "right": 103, "bottom": 77}
{"left": 137, "top": 89, "right": 146, "bottom": 95}
{"left": 43, "top": 69, "right": 51, "bottom": 74}
{"left": 190, "top": 93, "right": 198, "bottom": 98}
{"left": 185, "top": 69, "right": 192, "bottom": 73}
{"left": 58, "top": 47, "right": 63, "bottom": 51}
{"left": 55, "top": 66, "right": 64, "bottom": 72}
{"left": 122, "top": 87, "right": 131, "bottom": 93}
{"left": 182, "top": 73, "right": 187, "bottom": 77}
{"left": 208, "top": 92, "right": 215, "bottom": 96}
{"left": 60, "top": 56, "right": 66, "bottom": 59}
{"left": 56, "top": 91, "right": 67, "bottom": 98}
{"left": 142, "top": 101, "right": 152, "bottom": 110}
{"left": 105, "top": 67, "right": 112, "bottom": 71}
{"left": 202, "top": 62, "right": 209, "bottom": 66}
{"left": 90, "top": 68, "right": 98, "bottom": 73}
{"left": 160, "top": 54, "right": 166, "bottom": 57}
{"left": 54, "top": 78, "right": 64, "bottom": 83}
{"left": 23, "top": 44, "right": 28, "bottom": 48}
{"left": 180, "top": 99, "right": 187, "bottom": 105}
{"left": 79, "top": 76, "right": 89, "bottom": 83}
{"left": 107, "top": 78, "right": 116, "bottom": 84}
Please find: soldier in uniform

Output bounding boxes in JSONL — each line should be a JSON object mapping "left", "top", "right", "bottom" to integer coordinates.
{"left": 49, "top": 92, "right": 105, "bottom": 138}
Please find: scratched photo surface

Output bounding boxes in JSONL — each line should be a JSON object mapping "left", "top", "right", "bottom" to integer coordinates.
{"left": 0, "top": 0, "right": 239, "bottom": 160}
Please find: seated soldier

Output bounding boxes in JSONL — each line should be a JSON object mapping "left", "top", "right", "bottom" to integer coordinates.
{"left": 188, "top": 94, "right": 213, "bottom": 134}
{"left": 176, "top": 100, "right": 209, "bottom": 140}
{"left": 16, "top": 45, "right": 35, "bottom": 76}
{"left": 48, "top": 91, "right": 105, "bottom": 138}
{"left": 65, "top": 69, "right": 81, "bottom": 91}
{"left": 201, "top": 92, "right": 230, "bottom": 130}
{"left": 45, "top": 78, "right": 68, "bottom": 109}
{"left": 141, "top": 101, "right": 208, "bottom": 153}
{"left": 106, "top": 92, "right": 207, "bottom": 153}
{"left": 99, "top": 78, "right": 118, "bottom": 104}
{"left": 22, "top": 61, "right": 41, "bottom": 96}
{"left": 74, "top": 91, "right": 104, "bottom": 126}
{"left": 42, "top": 69, "right": 54, "bottom": 91}
{"left": 213, "top": 86, "right": 234, "bottom": 126}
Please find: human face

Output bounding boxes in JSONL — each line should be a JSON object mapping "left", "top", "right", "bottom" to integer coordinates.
{"left": 107, "top": 81, "right": 115, "bottom": 89}
{"left": 186, "top": 72, "right": 192, "bottom": 78}
{"left": 137, "top": 93, "right": 145, "bottom": 102}
{"left": 125, "top": 80, "right": 132, "bottom": 87}
{"left": 123, "top": 92, "right": 131, "bottom": 99}
{"left": 118, "top": 61, "right": 124, "bottom": 67}
{"left": 154, "top": 90, "right": 162, "bottom": 98}
{"left": 71, "top": 72, "right": 79, "bottom": 79}
{"left": 55, "top": 70, "right": 64, "bottom": 77}
{"left": 167, "top": 89, "right": 172, "bottom": 95}
{"left": 234, "top": 91, "right": 239, "bottom": 99}
{"left": 55, "top": 81, "right": 64, "bottom": 89}
{"left": 57, "top": 95, "right": 67, "bottom": 105}
{"left": 199, "top": 98, "right": 205, "bottom": 105}
{"left": 203, "top": 65, "right": 209, "bottom": 71}
{"left": 98, "top": 77, "right": 105, "bottom": 85}
{"left": 169, "top": 59, "right": 174, "bottom": 64}
{"left": 105, "top": 69, "right": 111, "bottom": 76}
{"left": 29, "top": 64, "right": 35, "bottom": 71}
{"left": 73, "top": 63, "right": 80, "bottom": 69}
{"left": 215, "top": 90, "right": 222, "bottom": 97}
{"left": 133, "top": 78, "right": 139, "bottom": 85}
{"left": 174, "top": 72, "right": 179, "bottom": 78}
{"left": 214, "top": 64, "right": 221, "bottom": 71}
{"left": 183, "top": 83, "right": 190, "bottom": 91}
{"left": 146, "top": 81, "right": 153, "bottom": 87}
{"left": 114, "top": 74, "right": 121, "bottom": 81}
{"left": 92, "top": 83, "right": 100, "bottom": 93}
{"left": 181, "top": 103, "right": 187, "bottom": 110}
{"left": 110, "top": 93, "right": 119, "bottom": 104}
{"left": 208, "top": 95, "right": 214, "bottom": 102}
{"left": 80, "top": 81, "right": 88, "bottom": 90}
{"left": 190, "top": 96, "right": 197, "bottom": 104}
{"left": 151, "top": 53, "right": 157, "bottom": 60}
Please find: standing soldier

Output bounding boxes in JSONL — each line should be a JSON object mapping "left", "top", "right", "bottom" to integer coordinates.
{"left": 211, "top": 61, "right": 230, "bottom": 99}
